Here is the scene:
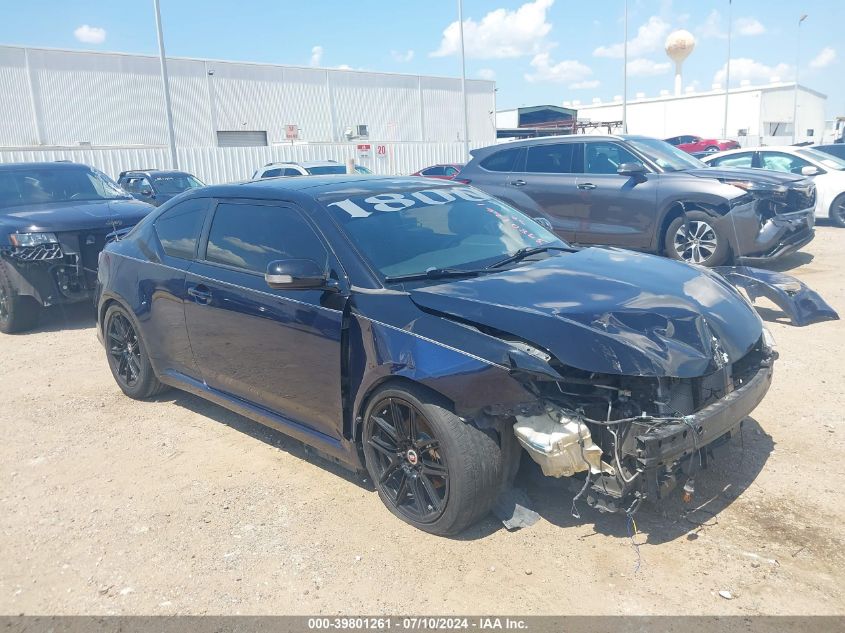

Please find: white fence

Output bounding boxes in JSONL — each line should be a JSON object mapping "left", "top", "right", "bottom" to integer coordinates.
{"left": 0, "top": 141, "right": 487, "bottom": 185}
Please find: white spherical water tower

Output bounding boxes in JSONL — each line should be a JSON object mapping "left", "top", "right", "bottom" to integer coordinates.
{"left": 665, "top": 30, "right": 696, "bottom": 96}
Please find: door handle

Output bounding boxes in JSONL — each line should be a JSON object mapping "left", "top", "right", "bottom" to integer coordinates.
{"left": 510, "top": 179, "right": 527, "bottom": 187}
{"left": 187, "top": 285, "right": 212, "bottom": 305}
{"left": 577, "top": 182, "right": 597, "bottom": 190}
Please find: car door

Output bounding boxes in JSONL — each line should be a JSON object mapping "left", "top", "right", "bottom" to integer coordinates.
{"left": 500, "top": 142, "right": 584, "bottom": 242}
{"left": 575, "top": 140, "right": 659, "bottom": 250}
{"left": 184, "top": 199, "right": 345, "bottom": 440}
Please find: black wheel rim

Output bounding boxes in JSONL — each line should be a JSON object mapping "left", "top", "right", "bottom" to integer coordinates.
{"left": 674, "top": 220, "right": 718, "bottom": 264}
{"left": 0, "top": 284, "right": 9, "bottom": 323}
{"left": 365, "top": 397, "right": 449, "bottom": 524}
{"left": 108, "top": 313, "right": 142, "bottom": 387}
{"left": 834, "top": 200, "right": 845, "bottom": 224}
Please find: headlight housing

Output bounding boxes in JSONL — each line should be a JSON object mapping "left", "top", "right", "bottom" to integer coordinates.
{"left": 761, "top": 327, "right": 777, "bottom": 354}
{"left": 9, "top": 232, "right": 58, "bottom": 247}
{"left": 720, "top": 179, "right": 788, "bottom": 195}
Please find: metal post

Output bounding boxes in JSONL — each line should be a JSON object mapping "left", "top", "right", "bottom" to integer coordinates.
{"left": 723, "top": 0, "right": 732, "bottom": 140}
{"left": 154, "top": 0, "right": 179, "bottom": 169}
{"left": 458, "top": 0, "right": 469, "bottom": 159}
{"left": 792, "top": 14, "right": 808, "bottom": 144}
{"left": 622, "top": 0, "right": 628, "bottom": 134}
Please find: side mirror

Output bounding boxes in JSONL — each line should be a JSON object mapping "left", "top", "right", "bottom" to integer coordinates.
{"left": 533, "top": 217, "right": 553, "bottom": 231}
{"left": 617, "top": 162, "right": 647, "bottom": 177}
{"left": 265, "top": 258, "right": 331, "bottom": 290}
{"left": 801, "top": 165, "right": 821, "bottom": 176}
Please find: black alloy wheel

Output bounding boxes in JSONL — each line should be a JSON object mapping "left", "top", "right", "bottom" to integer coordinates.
{"left": 830, "top": 194, "right": 845, "bottom": 228}
{"left": 0, "top": 283, "right": 9, "bottom": 327}
{"left": 365, "top": 397, "right": 450, "bottom": 524}
{"left": 107, "top": 312, "right": 142, "bottom": 388}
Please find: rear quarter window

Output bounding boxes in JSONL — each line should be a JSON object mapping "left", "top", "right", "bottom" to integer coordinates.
{"left": 154, "top": 198, "right": 209, "bottom": 260}
{"left": 479, "top": 148, "right": 521, "bottom": 172}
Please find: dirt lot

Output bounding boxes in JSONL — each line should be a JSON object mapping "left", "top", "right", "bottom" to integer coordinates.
{"left": 1, "top": 227, "right": 844, "bottom": 616}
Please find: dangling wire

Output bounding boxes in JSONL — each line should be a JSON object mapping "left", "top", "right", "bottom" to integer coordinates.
{"left": 626, "top": 511, "right": 643, "bottom": 574}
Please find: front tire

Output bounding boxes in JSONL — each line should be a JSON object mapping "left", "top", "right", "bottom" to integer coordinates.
{"left": 362, "top": 384, "right": 503, "bottom": 536}
{"left": 829, "top": 194, "right": 845, "bottom": 228}
{"left": 665, "top": 212, "right": 731, "bottom": 267}
{"left": 104, "top": 304, "right": 168, "bottom": 399}
{"left": 0, "top": 264, "right": 40, "bottom": 334}
{"left": 705, "top": 145, "right": 720, "bottom": 152}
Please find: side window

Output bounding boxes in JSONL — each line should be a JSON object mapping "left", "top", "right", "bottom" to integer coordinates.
{"left": 262, "top": 168, "right": 282, "bottom": 178}
{"left": 124, "top": 177, "right": 141, "bottom": 193}
{"left": 282, "top": 168, "right": 301, "bottom": 176}
{"left": 760, "top": 152, "right": 813, "bottom": 175}
{"left": 666, "top": 137, "right": 680, "bottom": 145}
{"left": 444, "top": 166, "right": 459, "bottom": 176}
{"left": 711, "top": 153, "right": 753, "bottom": 168}
{"left": 205, "top": 203, "right": 328, "bottom": 274}
{"left": 525, "top": 143, "right": 578, "bottom": 174}
{"left": 480, "top": 148, "right": 521, "bottom": 172}
{"left": 422, "top": 166, "right": 446, "bottom": 176}
{"left": 684, "top": 136, "right": 698, "bottom": 144}
{"left": 154, "top": 198, "right": 209, "bottom": 260}
{"left": 585, "top": 141, "right": 641, "bottom": 175}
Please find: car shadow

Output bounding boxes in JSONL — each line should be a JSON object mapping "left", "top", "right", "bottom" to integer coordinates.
{"left": 155, "top": 389, "right": 372, "bottom": 491}
{"left": 30, "top": 302, "right": 97, "bottom": 333}
{"left": 513, "top": 417, "right": 774, "bottom": 544}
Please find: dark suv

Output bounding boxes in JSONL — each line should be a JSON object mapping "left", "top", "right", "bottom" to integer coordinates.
{"left": 461, "top": 135, "right": 816, "bottom": 267}
{"left": 117, "top": 169, "right": 204, "bottom": 207}
{"left": 0, "top": 162, "right": 154, "bottom": 333}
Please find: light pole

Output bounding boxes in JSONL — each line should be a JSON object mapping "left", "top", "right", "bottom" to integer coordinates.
{"left": 622, "top": 0, "right": 628, "bottom": 133}
{"left": 153, "top": 0, "right": 178, "bottom": 169}
{"left": 723, "top": 0, "right": 732, "bottom": 140}
{"left": 792, "top": 13, "right": 808, "bottom": 144}
{"left": 457, "top": 0, "right": 469, "bottom": 159}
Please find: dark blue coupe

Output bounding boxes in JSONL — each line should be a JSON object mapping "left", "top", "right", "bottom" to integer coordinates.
{"left": 96, "top": 175, "right": 778, "bottom": 534}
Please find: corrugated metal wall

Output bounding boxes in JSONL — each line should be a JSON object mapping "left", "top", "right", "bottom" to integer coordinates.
{"left": 0, "top": 141, "right": 488, "bottom": 184}
{"left": 0, "top": 45, "right": 496, "bottom": 148}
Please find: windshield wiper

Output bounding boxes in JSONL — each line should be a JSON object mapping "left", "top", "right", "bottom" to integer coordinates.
{"left": 384, "top": 267, "right": 489, "bottom": 283}
{"left": 487, "top": 245, "right": 572, "bottom": 269}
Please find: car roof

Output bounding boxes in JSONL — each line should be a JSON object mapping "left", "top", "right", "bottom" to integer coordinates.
{"left": 122, "top": 169, "right": 193, "bottom": 176}
{"left": 191, "top": 175, "right": 446, "bottom": 200}
{"left": 263, "top": 161, "right": 340, "bottom": 169}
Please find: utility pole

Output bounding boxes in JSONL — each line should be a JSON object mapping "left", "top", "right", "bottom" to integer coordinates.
{"left": 792, "top": 14, "right": 808, "bottom": 144}
{"left": 458, "top": 0, "right": 469, "bottom": 160}
{"left": 154, "top": 0, "right": 179, "bottom": 169}
{"left": 723, "top": 0, "right": 732, "bottom": 140}
{"left": 622, "top": 0, "right": 628, "bottom": 133}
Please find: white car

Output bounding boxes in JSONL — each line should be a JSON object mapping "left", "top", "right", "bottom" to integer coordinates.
{"left": 702, "top": 146, "right": 845, "bottom": 227}
{"left": 251, "top": 160, "right": 372, "bottom": 180}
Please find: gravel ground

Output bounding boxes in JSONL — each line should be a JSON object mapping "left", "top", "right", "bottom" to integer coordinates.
{"left": 1, "top": 226, "right": 843, "bottom": 616}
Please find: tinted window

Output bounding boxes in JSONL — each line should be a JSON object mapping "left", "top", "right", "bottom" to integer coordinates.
{"left": 205, "top": 203, "right": 328, "bottom": 274}
{"left": 306, "top": 165, "right": 347, "bottom": 175}
{"left": 444, "top": 166, "right": 459, "bottom": 176}
{"left": 760, "top": 152, "right": 813, "bottom": 174}
{"left": 282, "top": 168, "right": 302, "bottom": 176}
{"left": 422, "top": 166, "right": 446, "bottom": 176}
{"left": 480, "top": 148, "right": 520, "bottom": 172}
{"left": 526, "top": 143, "right": 577, "bottom": 174}
{"left": 0, "top": 167, "right": 129, "bottom": 209}
{"left": 665, "top": 137, "right": 680, "bottom": 145}
{"left": 262, "top": 168, "right": 282, "bottom": 178}
{"left": 585, "top": 141, "right": 641, "bottom": 174}
{"left": 710, "top": 153, "right": 753, "bottom": 168}
{"left": 154, "top": 198, "right": 209, "bottom": 260}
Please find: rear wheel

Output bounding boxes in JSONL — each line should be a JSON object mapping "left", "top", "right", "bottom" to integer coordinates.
{"left": 104, "top": 304, "right": 168, "bottom": 399}
{"left": 665, "top": 212, "right": 731, "bottom": 267}
{"left": 829, "top": 194, "right": 845, "bottom": 228}
{"left": 0, "top": 264, "right": 40, "bottom": 334}
{"left": 705, "top": 145, "right": 720, "bottom": 152}
{"left": 362, "top": 384, "right": 503, "bottom": 536}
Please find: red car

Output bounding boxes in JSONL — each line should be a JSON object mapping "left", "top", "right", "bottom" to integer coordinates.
{"left": 664, "top": 135, "right": 740, "bottom": 154}
{"left": 411, "top": 164, "right": 465, "bottom": 180}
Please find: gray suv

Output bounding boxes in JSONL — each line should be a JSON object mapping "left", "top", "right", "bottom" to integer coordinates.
{"left": 460, "top": 135, "right": 816, "bottom": 266}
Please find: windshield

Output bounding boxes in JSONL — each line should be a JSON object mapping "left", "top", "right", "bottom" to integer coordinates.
{"left": 321, "top": 185, "right": 564, "bottom": 279}
{"left": 797, "top": 148, "right": 845, "bottom": 171}
{"left": 306, "top": 165, "right": 347, "bottom": 175}
{"left": 152, "top": 174, "right": 204, "bottom": 194}
{"left": 626, "top": 137, "right": 707, "bottom": 172}
{"left": 0, "top": 167, "right": 129, "bottom": 209}
{"left": 355, "top": 165, "right": 373, "bottom": 174}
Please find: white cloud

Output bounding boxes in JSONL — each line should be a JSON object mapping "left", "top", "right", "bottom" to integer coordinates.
{"left": 74, "top": 25, "right": 106, "bottom": 44}
{"left": 698, "top": 10, "right": 726, "bottom": 39}
{"left": 736, "top": 17, "right": 765, "bottom": 36}
{"left": 714, "top": 58, "right": 792, "bottom": 86}
{"left": 570, "top": 79, "right": 600, "bottom": 90}
{"left": 310, "top": 45, "right": 323, "bottom": 66}
{"left": 809, "top": 47, "right": 837, "bottom": 69}
{"left": 391, "top": 49, "right": 414, "bottom": 63}
{"left": 594, "top": 16, "right": 670, "bottom": 58}
{"left": 477, "top": 68, "right": 496, "bottom": 81}
{"left": 627, "top": 58, "right": 671, "bottom": 77}
{"left": 525, "top": 53, "right": 595, "bottom": 88}
{"left": 431, "top": 0, "right": 554, "bottom": 59}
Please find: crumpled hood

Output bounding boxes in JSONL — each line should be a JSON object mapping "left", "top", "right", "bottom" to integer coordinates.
{"left": 686, "top": 166, "right": 806, "bottom": 185}
{"left": 1, "top": 199, "right": 154, "bottom": 233}
{"left": 409, "top": 248, "right": 763, "bottom": 378}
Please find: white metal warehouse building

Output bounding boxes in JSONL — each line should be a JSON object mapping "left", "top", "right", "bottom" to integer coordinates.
{"left": 0, "top": 45, "right": 497, "bottom": 182}
{"left": 573, "top": 82, "right": 827, "bottom": 147}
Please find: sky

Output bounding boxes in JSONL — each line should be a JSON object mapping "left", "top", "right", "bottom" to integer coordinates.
{"left": 0, "top": 0, "right": 842, "bottom": 117}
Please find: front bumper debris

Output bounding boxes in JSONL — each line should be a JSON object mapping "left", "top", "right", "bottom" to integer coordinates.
{"left": 715, "top": 265, "right": 840, "bottom": 327}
